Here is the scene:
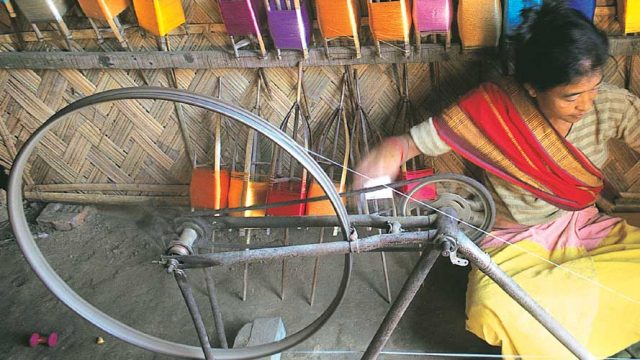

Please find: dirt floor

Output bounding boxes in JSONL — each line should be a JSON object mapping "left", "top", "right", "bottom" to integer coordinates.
{"left": 1, "top": 202, "right": 639, "bottom": 360}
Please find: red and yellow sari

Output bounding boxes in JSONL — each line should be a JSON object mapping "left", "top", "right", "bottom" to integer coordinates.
{"left": 433, "top": 81, "right": 640, "bottom": 359}
{"left": 433, "top": 80, "right": 603, "bottom": 211}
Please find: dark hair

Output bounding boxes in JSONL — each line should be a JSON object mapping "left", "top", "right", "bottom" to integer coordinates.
{"left": 512, "top": 0, "right": 609, "bottom": 91}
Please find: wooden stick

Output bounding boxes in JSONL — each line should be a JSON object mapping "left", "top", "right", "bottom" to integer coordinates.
{"left": 25, "top": 192, "right": 189, "bottom": 206}
{"left": 214, "top": 77, "right": 223, "bottom": 209}
{"left": 163, "top": 36, "right": 195, "bottom": 164}
{"left": 25, "top": 183, "right": 188, "bottom": 193}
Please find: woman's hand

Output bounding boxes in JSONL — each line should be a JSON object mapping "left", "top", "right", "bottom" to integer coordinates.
{"left": 353, "top": 135, "right": 415, "bottom": 190}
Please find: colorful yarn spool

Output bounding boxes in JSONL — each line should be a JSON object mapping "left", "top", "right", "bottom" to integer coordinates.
{"left": 267, "top": 0, "right": 312, "bottom": 57}
{"left": 368, "top": 0, "right": 412, "bottom": 42}
{"left": 190, "top": 167, "right": 230, "bottom": 210}
{"left": 14, "top": 0, "right": 74, "bottom": 50}
{"left": 413, "top": 0, "right": 452, "bottom": 33}
{"left": 305, "top": 181, "right": 346, "bottom": 216}
{"left": 316, "top": 0, "right": 359, "bottom": 38}
{"left": 228, "top": 172, "right": 269, "bottom": 217}
{"left": 316, "top": 0, "right": 361, "bottom": 58}
{"left": 567, "top": 0, "right": 596, "bottom": 21}
{"left": 618, "top": 0, "right": 640, "bottom": 34}
{"left": 457, "top": 0, "right": 502, "bottom": 49}
{"left": 218, "top": 0, "right": 267, "bottom": 57}
{"left": 266, "top": 180, "right": 307, "bottom": 216}
{"left": 219, "top": 0, "right": 264, "bottom": 36}
{"left": 78, "top": 0, "right": 131, "bottom": 48}
{"left": 402, "top": 168, "right": 436, "bottom": 201}
{"left": 78, "top": 0, "right": 129, "bottom": 21}
{"left": 132, "top": 0, "right": 185, "bottom": 36}
{"left": 16, "top": 0, "right": 71, "bottom": 22}
{"left": 503, "top": 0, "right": 541, "bottom": 36}
{"left": 413, "top": 0, "right": 452, "bottom": 49}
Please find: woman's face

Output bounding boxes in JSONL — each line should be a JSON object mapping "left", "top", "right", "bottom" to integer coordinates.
{"left": 526, "top": 71, "right": 604, "bottom": 126}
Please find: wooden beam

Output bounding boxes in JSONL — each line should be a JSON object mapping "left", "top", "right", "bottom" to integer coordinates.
{"left": 25, "top": 191, "right": 190, "bottom": 206}
{"left": 0, "top": 36, "right": 636, "bottom": 70}
{"left": 25, "top": 183, "right": 189, "bottom": 193}
{"left": 0, "top": 44, "right": 491, "bottom": 69}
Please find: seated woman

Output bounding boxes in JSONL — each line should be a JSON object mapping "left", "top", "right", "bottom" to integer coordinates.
{"left": 355, "top": 1, "right": 640, "bottom": 358}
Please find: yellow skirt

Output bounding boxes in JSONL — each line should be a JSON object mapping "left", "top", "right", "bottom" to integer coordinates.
{"left": 466, "top": 208, "right": 640, "bottom": 359}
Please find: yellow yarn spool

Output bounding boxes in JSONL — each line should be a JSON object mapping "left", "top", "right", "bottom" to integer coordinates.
{"left": 618, "top": 0, "right": 640, "bottom": 34}
{"left": 457, "top": 0, "right": 502, "bottom": 49}
{"left": 132, "top": 0, "right": 185, "bottom": 36}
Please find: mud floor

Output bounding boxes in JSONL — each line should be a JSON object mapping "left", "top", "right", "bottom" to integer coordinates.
{"left": 4, "top": 204, "right": 635, "bottom": 359}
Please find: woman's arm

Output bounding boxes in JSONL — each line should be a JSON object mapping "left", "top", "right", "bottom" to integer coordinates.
{"left": 353, "top": 134, "right": 422, "bottom": 189}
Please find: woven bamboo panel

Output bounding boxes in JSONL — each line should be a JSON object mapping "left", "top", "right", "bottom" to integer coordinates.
{"left": 0, "top": 0, "right": 637, "bottom": 209}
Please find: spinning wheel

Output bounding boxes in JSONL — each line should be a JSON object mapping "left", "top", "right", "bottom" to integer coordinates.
{"left": 7, "top": 87, "right": 353, "bottom": 359}
{"left": 399, "top": 173, "right": 496, "bottom": 243}
{"left": 9, "top": 87, "right": 590, "bottom": 360}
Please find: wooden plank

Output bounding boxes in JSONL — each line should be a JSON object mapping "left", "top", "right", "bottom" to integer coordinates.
{"left": 619, "top": 192, "right": 640, "bottom": 200}
{"left": 0, "top": 46, "right": 498, "bottom": 70}
{"left": 0, "top": 36, "right": 634, "bottom": 70}
{"left": 25, "top": 183, "right": 189, "bottom": 193}
{"left": 25, "top": 191, "right": 190, "bottom": 206}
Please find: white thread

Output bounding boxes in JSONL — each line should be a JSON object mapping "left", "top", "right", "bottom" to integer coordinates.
{"left": 284, "top": 349, "right": 637, "bottom": 359}
{"left": 305, "top": 148, "right": 640, "bottom": 305}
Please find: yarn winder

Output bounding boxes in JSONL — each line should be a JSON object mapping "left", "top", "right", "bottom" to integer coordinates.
{"left": 7, "top": 87, "right": 597, "bottom": 360}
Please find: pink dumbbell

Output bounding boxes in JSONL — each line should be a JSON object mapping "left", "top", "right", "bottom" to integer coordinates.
{"left": 29, "top": 332, "right": 58, "bottom": 347}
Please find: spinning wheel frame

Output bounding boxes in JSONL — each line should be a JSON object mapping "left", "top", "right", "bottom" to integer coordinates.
{"left": 8, "top": 87, "right": 353, "bottom": 359}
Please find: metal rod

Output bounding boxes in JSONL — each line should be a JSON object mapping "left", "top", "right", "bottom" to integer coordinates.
{"left": 203, "top": 214, "right": 437, "bottom": 230}
{"left": 280, "top": 228, "right": 289, "bottom": 300}
{"left": 242, "top": 230, "right": 251, "bottom": 301}
{"left": 362, "top": 248, "right": 441, "bottom": 359}
{"left": 455, "top": 229, "right": 596, "bottom": 360}
{"left": 380, "top": 240, "right": 392, "bottom": 303}
{"left": 174, "top": 270, "right": 216, "bottom": 360}
{"left": 309, "top": 227, "right": 325, "bottom": 306}
{"left": 203, "top": 268, "right": 228, "bottom": 349}
{"left": 172, "top": 230, "right": 438, "bottom": 269}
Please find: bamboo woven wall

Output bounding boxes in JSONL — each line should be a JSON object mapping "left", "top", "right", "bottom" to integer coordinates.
{"left": 0, "top": 0, "right": 638, "bottom": 210}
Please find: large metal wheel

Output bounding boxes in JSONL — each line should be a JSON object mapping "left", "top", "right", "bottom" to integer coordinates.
{"left": 8, "top": 87, "right": 353, "bottom": 359}
{"left": 399, "top": 173, "right": 496, "bottom": 243}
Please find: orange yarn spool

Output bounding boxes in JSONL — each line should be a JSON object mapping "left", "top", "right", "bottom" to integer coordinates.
{"left": 78, "top": 0, "right": 129, "bottom": 20}
{"left": 316, "top": 0, "right": 359, "bottom": 38}
{"left": 368, "top": 1, "right": 412, "bottom": 41}
{"left": 189, "top": 167, "right": 230, "bottom": 210}
{"left": 228, "top": 172, "right": 269, "bottom": 217}
{"left": 305, "top": 181, "right": 346, "bottom": 216}
{"left": 132, "top": 0, "right": 185, "bottom": 36}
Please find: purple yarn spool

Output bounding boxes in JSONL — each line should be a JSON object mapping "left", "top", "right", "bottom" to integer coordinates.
{"left": 414, "top": 0, "right": 453, "bottom": 32}
{"left": 267, "top": 0, "right": 311, "bottom": 50}
{"left": 219, "top": 0, "right": 265, "bottom": 36}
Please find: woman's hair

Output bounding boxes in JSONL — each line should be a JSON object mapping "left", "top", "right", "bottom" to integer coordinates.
{"left": 512, "top": 0, "right": 609, "bottom": 91}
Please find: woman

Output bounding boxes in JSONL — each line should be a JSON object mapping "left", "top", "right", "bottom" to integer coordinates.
{"left": 355, "top": 2, "right": 640, "bottom": 358}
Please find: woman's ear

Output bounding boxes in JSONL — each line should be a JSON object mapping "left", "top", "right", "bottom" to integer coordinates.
{"left": 523, "top": 83, "right": 537, "bottom": 98}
